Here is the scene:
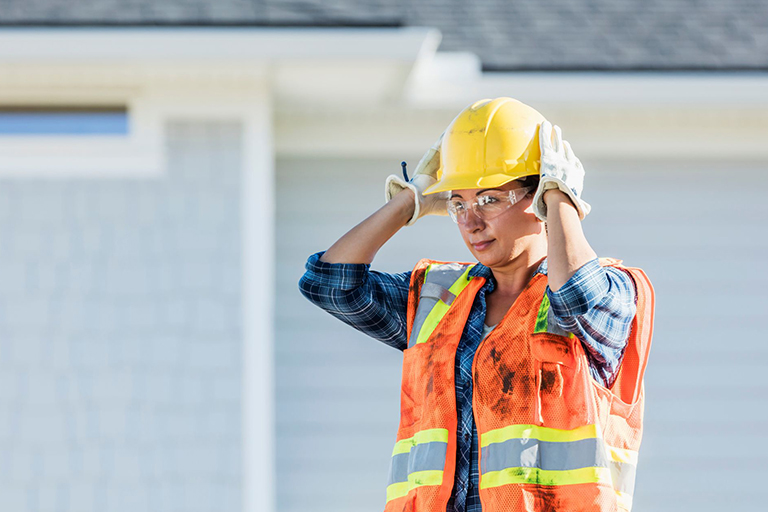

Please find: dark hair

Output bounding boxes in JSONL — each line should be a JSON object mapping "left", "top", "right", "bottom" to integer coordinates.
{"left": 515, "top": 175, "right": 540, "bottom": 194}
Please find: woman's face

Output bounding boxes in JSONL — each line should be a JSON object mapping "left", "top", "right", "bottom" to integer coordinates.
{"left": 451, "top": 180, "right": 545, "bottom": 269}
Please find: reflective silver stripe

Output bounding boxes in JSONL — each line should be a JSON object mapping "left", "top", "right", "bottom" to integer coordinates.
{"left": 407, "top": 264, "right": 472, "bottom": 348}
{"left": 387, "top": 441, "right": 449, "bottom": 485}
{"left": 546, "top": 305, "right": 572, "bottom": 337}
{"left": 610, "top": 460, "right": 637, "bottom": 495}
{"left": 388, "top": 452, "right": 410, "bottom": 485}
{"left": 481, "top": 438, "right": 609, "bottom": 474}
{"left": 424, "top": 263, "right": 471, "bottom": 289}
{"left": 420, "top": 282, "right": 457, "bottom": 306}
{"left": 407, "top": 295, "right": 439, "bottom": 349}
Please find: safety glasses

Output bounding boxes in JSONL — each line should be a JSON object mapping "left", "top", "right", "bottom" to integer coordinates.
{"left": 446, "top": 187, "right": 534, "bottom": 224}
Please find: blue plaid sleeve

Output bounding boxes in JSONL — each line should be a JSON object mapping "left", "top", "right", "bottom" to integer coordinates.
{"left": 298, "top": 251, "right": 412, "bottom": 351}
{"left": 547, "top": 258, "right": 637, "bottom": 387}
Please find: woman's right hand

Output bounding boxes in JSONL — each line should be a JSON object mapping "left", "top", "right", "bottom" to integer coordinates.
{"left": 384, "top": 134, "right": 450, "bottom": 226}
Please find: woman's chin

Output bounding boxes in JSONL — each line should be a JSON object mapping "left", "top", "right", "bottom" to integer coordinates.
{"left": 474, "top": 251, "right": 504, "bottom": 268}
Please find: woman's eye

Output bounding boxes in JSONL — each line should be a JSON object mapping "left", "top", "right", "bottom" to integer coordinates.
{"left": 450, "top": 202, "right": 465, "bottom": 211}
{"left": 479, "top": 196, "right": 498, "bottom": 206}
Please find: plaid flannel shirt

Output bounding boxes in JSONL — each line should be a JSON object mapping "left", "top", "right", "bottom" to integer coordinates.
{"left": 299, "top": 252, "right": 637, "bottom": 512}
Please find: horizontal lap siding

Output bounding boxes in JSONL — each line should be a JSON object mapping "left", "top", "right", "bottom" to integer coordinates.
{"left": 0, "top": 121, "right": 243, "bottom": 512}
{"left": 587, "top": 161, "right": 768, "bottom": 512}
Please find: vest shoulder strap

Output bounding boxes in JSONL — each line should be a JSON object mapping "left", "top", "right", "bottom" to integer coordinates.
{"left": 407, "top": 261, "right": 475, "bottom": 349}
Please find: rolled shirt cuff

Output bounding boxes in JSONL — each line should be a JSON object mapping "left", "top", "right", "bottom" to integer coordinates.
{"left": 547, "top": 258, "right": 609, "bottom": 318}
{"left": 303, "top": 251, "right": 371, "bottom": 291}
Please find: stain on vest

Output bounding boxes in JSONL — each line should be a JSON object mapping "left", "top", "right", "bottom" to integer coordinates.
{"left": 475, "top": 342, "right": 535, "bottom": 418}
{"left": 422, "top": 331, "right": 447, "bottom": 403}
{"left": 530, "top": 485, "right": 563, "bottom": 512}
{"left": 540, "top": 363, "right": 564, "bottom": 397}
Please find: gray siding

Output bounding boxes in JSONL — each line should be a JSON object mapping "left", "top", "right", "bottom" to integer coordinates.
{"left": 277, "top": 156, "right": 768, "bottom": 511}
{"left": 587, "top": 161, "right": 768, "bottom": 509}
{"left": 0, "top": 121, "right": 242, "bottom": 512}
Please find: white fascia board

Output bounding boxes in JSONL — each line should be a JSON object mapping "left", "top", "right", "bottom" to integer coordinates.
{"left": 0, "top": 26, "right": 438, "bottom": 65}
{"left": 0, "top": 27, "right": 438, "bottom": 106}
{"left": 406, "top": 68, "right": 768, "bottom": 109}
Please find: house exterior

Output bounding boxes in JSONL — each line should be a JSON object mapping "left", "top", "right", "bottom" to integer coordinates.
{"left": 0, "top": 2, "right": 767, "bottom": 511}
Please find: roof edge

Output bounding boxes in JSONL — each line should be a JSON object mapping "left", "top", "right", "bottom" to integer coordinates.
{"left": 483, "top": 65, "right": 768, "bottom": 73}
{"left": 0, "top": 20, "right": 404, "bottom": 29}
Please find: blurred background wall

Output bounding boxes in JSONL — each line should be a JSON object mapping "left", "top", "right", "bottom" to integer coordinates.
{"left": 1, "top": 1, "right": 768, "bottom": 512}
{"left": 0, "top": 121, "right": 244, "bottom": 510}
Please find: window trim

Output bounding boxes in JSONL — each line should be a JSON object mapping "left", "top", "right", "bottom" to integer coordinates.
{"left": 0, "top": 92, "right": 164, "bottom": 178}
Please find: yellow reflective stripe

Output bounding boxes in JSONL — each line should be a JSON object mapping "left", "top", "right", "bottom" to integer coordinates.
{"left": 414, "top": 265, "right": 474, "bottom": 345}
{"left": 415, "top": 301, "right": 450, "bottom": 345}
{"left": 415, "top": 428, "right": 450, "bottom": 444}
{"left": 386, "top": 470, "right": 444, "bottom": 502}
{"left": 386, "top": 481, "right": 410, "bottom": 502}
{"left": 616, "top": 490, "right": 633, "bottom": 511}
{"left": 391, "top": 428, "right": 450, "bottom": 456}
{"left": 480, "top": 466, "right": 612, "bottom": 489}
{"left": 606, "top": 445, "right": 639, "bottom": 466}
{"left": 387, "top": 482, "right": 411, "bottom": 502}
{"left": 391, "top": 438, "right": 413, "bottom": 456}
{"left": 481, "top": 424, "right": 599, "bottom": 448}
{"left": 534, "top": 294, "right": 550, "bottom": 333}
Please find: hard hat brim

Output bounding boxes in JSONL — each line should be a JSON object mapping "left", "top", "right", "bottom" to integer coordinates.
{"left": 422, "top": 170, "right": 539, "bottom": 195}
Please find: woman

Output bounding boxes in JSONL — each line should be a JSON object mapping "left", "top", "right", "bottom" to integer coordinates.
{"left": 299, "top": 98, "right": 654, "bottom": 512}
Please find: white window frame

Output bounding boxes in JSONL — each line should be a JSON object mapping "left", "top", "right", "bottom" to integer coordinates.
{"left": 0, "top": 88, "right": 164, "bottom": 178}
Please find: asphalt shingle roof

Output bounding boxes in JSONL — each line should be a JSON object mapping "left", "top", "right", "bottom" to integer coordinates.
{"left": 3, "top": 0, "right": 767, "bottom": 70}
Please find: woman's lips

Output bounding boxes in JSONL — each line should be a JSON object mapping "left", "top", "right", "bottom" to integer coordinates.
{"left": 472, "top": 239, "right": 494, "bottom": 251}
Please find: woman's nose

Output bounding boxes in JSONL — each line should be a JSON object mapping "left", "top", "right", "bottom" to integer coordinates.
{"left": 462, "top": 208, "right": 485, "bottom": 231}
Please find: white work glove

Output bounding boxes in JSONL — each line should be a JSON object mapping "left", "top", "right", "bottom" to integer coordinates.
{"left": 385, "top": 134, "right": 450, "bottom": 226}
{"left": 532, "top": 120, "right": 592, "bottom": 222}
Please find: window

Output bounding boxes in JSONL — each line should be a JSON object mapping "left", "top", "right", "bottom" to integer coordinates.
{"left": 0, "top": 105, "right": 129, "bottom": 135}
{"left": 0, "top": 97, "right": 162, "bottom": 178}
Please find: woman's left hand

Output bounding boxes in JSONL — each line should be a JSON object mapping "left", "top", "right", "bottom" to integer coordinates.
{"left": 532, "top": 121, "right": 592, "bottom": 222}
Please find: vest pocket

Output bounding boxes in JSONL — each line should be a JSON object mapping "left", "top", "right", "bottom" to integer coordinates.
{"left": 533, "top": 334, "right": 573, "bottom": 399}
{"left": 539, "top": 362, "right": 564, "bottom": 398}
{"left": 531, "top": 334, "right": 575, "bottom": 368}
{"left": 532, "top": 334, "right": 577, "bottom": 425}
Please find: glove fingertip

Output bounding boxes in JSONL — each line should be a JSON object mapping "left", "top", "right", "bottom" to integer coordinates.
{"left": 552, "top": 125, "right": 563, "bottom": 152}
{"left": 539, "top": 120, "right": 553, "bottom": 148}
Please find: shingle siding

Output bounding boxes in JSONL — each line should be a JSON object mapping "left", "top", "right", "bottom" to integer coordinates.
{"left": 3, "top": 0, "right": 767, "bottom": 69}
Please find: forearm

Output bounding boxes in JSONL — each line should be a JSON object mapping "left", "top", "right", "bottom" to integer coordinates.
{"left": 544, "top": 189, "right": 597, "bottom": 291}
{"left": 320, "top": 189, "right": 415, "bottom": 264}
{"left": 298, "top": 252, "right": 412, "bottom": 350}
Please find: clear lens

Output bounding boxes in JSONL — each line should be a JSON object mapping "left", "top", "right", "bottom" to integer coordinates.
{"left": 446, "top": 199, "right": 466, "bottom": 223}
{"left": 446, "top": 186, "right": 534, "bottom": 224}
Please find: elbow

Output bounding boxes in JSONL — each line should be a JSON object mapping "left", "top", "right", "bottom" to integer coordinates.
{"left": 298, "top": 271, "right": 317, "bottom": 304}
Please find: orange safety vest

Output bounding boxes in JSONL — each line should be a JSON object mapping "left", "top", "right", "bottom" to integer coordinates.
{"left": 383, "top": 258, "right": 654, "bottom": 512}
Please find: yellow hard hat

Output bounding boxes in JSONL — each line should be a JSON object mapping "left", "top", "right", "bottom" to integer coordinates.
{"left": 423, "top": 97, "right": 546, "bottom": 195}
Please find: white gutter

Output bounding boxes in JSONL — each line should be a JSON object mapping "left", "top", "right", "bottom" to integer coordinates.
{"left": 406, "top": 53, "right": 768, "bottom": 108}
{"left": 0, "top": 26, "right": 439, "bottom": 64}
